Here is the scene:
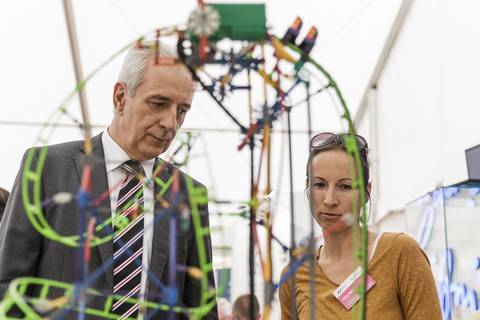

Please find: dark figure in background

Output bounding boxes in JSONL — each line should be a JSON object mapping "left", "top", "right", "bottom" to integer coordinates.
{"left": 0, "top": 188, "right": 9, "bottom": 223}
{"left": 232, "top": 294, "right": 261, "bottom": 320}
{"left": 0, "top": 42, "right": 217, "bottom": 319}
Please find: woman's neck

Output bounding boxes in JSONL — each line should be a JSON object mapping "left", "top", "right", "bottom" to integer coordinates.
{"left": 321, "top": 224, "right": 366, "bottom": 262}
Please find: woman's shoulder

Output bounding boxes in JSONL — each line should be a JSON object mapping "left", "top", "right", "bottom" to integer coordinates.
{"left": 377, "top": 232, "right": 423, "bottom": 258}
{"left": 279, "top": 256, "right": 315, "bottom": 286}
{"left": 279, "top": 262, "right": 299, "bottom": 285}
{"left": 379, "top": 232, "right": 420, "bottom": 248}
{"left": 280, "top": 263, "right": 291, "bottom": 276}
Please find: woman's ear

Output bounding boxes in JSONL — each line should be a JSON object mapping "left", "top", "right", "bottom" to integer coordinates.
{"left": 113, "top": 82, "right": 127, "bottom": 115}
{"left": 366, "top": 182, "right": 372, "bottom": 202}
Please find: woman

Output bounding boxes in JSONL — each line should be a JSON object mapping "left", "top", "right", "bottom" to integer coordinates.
{"left": 280, "top": 132, "right": 442, "bottom": 319}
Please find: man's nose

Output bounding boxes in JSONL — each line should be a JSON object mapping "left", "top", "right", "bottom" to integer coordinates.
{"left": 159, "top": 104, "right": 178, "bottom": 132}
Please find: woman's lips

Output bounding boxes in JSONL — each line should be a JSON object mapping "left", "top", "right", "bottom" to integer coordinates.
{"left": 318, "top": 212, "right": 342, "bottom": 220}
{"left": 319, "top": 212, "right": 341, "bottom": 216}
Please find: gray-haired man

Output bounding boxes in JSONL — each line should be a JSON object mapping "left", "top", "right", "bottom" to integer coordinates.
{"left": 0, "top": 43, "right": 218, "bottom": 319}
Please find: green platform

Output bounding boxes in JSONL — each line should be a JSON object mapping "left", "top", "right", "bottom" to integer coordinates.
{"left": 207, "top": 3, "right": 267, "bottom": 41}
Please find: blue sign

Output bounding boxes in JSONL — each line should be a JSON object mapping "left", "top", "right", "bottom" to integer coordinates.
{"left": 438, "top": 249, "right": 479, "bottom": 319}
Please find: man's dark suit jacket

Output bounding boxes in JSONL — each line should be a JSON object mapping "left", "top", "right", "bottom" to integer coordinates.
{"left": 0, "top": 134, "right": 218, "bottom": 319}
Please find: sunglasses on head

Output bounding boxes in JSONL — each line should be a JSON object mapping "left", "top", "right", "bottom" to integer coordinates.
{"left": 310, "top": 132, "right": 368, "bottom": 151}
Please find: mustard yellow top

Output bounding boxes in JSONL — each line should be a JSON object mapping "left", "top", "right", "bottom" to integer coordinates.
{"left": 279, "top": 232, "right": 442, "bottom": 319}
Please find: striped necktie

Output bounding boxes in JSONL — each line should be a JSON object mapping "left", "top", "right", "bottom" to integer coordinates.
{"left": 112, "top": 160, "right": 145, "bottom": 319}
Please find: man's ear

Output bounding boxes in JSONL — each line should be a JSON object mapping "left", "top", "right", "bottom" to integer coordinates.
{"left": 113, "top": 82, "right": 127, "bottom": 115}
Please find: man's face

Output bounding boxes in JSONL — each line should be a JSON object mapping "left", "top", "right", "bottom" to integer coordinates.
{"left": 112, "top": 60, "right": 194, "bottom": 161}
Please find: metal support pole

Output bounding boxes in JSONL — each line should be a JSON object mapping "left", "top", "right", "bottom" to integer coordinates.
{"left": 62, "top": 2, "right": 93, "bottom": 318}
{"left": 305, "top": 81, "right": 316, "bottom": 320}
{"left": 249, "top": 137, "right": 256, "bottom": 320}
{"left": 63, "top": 0, "right": 93, "bottom": 154}
{"left": 286, "top": 106, "right": 297, "bottom": 320}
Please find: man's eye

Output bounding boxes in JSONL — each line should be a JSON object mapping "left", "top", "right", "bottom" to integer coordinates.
{"left": 149, "top": 101, "right": 167, "bottom": 107}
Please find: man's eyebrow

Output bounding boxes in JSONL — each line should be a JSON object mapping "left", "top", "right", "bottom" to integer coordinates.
{"left": 148, "top": 95, "right": 170, "bottom": 100}
{"left": 148, "top": 95, "right": 192, "bottom": 109}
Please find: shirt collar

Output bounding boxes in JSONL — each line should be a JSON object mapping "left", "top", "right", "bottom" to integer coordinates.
{"left": 102, "top": 130, "right": 155, "bottom": 177}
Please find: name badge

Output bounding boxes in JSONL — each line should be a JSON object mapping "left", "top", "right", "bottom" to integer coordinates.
{"left": 332, "top": 266, "right": 376, "bottom": 310}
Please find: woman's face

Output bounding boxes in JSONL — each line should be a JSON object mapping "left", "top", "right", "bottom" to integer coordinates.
{"left": 309, "top": 149, "right": 361, "bottom": 231}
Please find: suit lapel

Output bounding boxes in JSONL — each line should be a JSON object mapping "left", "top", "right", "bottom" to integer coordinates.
{"left": 148, "top": 158, "right": 173, "bottom": 297}
{"left": 74, "top": 133, "right": 113, "bottom": 289}
{"left": 73, "top": 144, "right": 177, "bottom": 295}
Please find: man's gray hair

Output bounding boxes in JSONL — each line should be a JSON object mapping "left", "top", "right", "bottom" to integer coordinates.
{"left": 117, "top": 41, "right": 178, "bottom": 96}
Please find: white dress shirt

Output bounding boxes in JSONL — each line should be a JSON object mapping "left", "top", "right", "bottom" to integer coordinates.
{"left": 101, "top": 130, "right": 155, "bottom": 300}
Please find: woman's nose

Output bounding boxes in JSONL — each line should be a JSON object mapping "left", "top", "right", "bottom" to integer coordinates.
{"left": 322, "top": 188, "right": 338, "bottom": 208}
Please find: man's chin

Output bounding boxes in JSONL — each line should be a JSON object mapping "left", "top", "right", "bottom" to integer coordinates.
{"left": 130, "top": 140, "right": 171, "bottom": 160}
{"left": 144, "top": 145, "right": 169, "bottom": 159}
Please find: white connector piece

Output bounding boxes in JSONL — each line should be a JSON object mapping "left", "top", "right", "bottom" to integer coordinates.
{"left": 52, "top": 192, "right": 74, "bottom": 205}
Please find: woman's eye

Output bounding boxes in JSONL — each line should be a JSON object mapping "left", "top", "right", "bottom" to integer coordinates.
{"left": 339, "top": 184, "right": 352, "bottom": 190}
{"left": 177, "top": 108, "right": 187, "bottom": 117}
{"left": 312, "top": 182, "right": 325, "bottom": 188}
